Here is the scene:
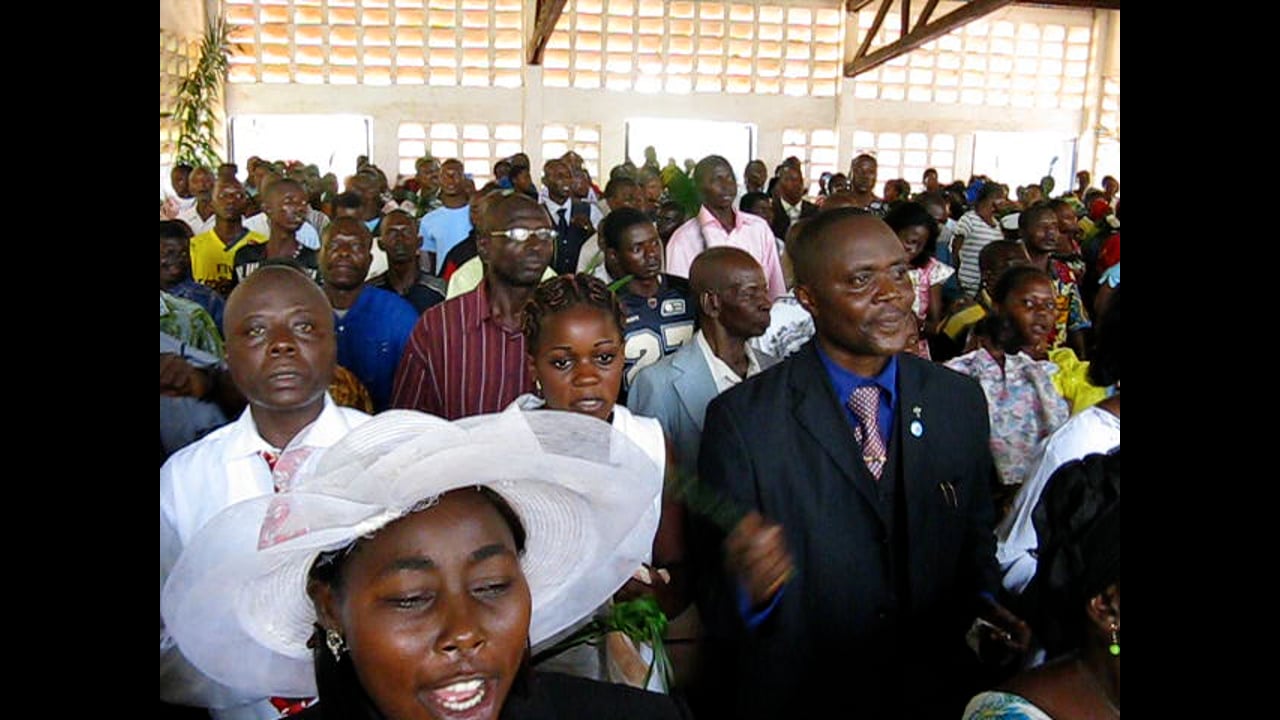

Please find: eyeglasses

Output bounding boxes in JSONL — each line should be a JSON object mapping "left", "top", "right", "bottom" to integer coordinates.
{"left": 490, "top": 227, "right": 558, "bottom": 243}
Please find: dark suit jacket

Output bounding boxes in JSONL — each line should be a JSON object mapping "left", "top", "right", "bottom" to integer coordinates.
{"left": 546, "top": 199, "right": 595, "bottom": 275}
{"left": 691, "top": 341, "right": 1001, "bottom": 719}
{"left": 769, "top": 196, "right": 819, "bottom": 241}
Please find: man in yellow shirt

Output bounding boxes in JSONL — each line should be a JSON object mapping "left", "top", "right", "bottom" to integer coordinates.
{"left": 189, "top": 177, "right": 265, "bottom": 296}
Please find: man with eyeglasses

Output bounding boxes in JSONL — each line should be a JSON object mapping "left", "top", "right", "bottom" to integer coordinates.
{"left": 391, "top": 193, "right": 556, "bottom": 419}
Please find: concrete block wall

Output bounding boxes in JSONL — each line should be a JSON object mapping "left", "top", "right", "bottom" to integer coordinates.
{"left": 178, "top": 1, "right": 1119, "bottom": 193}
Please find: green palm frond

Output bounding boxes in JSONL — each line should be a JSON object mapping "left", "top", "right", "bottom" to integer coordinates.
{"left": 172, "top": 15, "right": 232, "bottom": 168}
{"left": 661, "top": 164, "right": 701, "bottom": 219}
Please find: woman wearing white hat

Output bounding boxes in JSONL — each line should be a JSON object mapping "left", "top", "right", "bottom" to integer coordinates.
{"left": 161, "top": 408, "right": 689, "bottom": 719}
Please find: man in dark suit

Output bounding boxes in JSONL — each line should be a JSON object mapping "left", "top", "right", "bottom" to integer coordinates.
{"left": 540, "top": 158, "right": 601, "bottom": 275}
{"left": 690, "top": 209, "right": 1029, "bottom": 719}
{"left": 769, "top": 162, "right": 819, "bottom": 241}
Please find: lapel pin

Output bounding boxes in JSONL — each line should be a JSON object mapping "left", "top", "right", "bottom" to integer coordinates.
{"left": 910, "top": 419, "right": 924, "bottom": 438}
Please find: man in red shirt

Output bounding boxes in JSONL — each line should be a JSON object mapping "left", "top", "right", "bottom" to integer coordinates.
{"left": 391, "top": 193, "right": 555, "bottom": 419}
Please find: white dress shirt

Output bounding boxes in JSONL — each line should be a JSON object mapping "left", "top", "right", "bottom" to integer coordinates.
{"left": 780, "top": 197, "right": 804, "bottom": 222}
{"left": 694, "top": 329, "right": 763, "bottom": 395}
{"left": 996, "top": 405, "right": 1120, "bottom": 595}
{"left": 160, "top": 396, "right": 370, "bottom": 719}
{"left": 749, "top": 293, "right": 815, "bottom": 363}
{"left": 541, "top": 195, "right": 605, "bottom": 231}
{"left": 178, "top": 204, "right": 217, "bottom": 236}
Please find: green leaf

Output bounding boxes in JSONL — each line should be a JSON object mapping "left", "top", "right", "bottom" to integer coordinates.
{"left": 171, "top": 14, "right": 231, "bottom": 169}
{"left": 531, "top": 597, "right": 675, "bottom": 692}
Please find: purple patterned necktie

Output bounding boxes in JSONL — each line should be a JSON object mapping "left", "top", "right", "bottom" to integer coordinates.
{"left": 848, "top": 385, "right": 886, "bottom": 481}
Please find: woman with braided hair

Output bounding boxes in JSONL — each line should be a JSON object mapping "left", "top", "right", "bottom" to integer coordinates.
{"left": 512, "top": 273, "right": 689, "bottom": 692}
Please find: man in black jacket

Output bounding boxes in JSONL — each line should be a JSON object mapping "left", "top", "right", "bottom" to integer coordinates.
{"left": 769, "top": 162, "right": 818, "bottom": 241}
{"left": 539, "top": 158, "right": 600, "bottom": 275}
{"left": 692, "top": 209, "right": 1030, "bottom": 719}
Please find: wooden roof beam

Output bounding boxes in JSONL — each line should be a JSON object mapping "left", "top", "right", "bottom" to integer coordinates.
{"left": 853, "top": 0, "right": 895, "bottom": 67}
{"left": 1017, "top": 0, "right": 1120, "bottom": 8}
{"left": 846, "top": 0, "right": 1015, "bottom": 77}
{"left": 917, "top": 0, "right": 941, "bottom": 27}
{"left": 527, "top": 0, "right": 567, "bottom": 65}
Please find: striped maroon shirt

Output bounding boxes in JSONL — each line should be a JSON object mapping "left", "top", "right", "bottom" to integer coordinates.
{"left": 391, "top": 279, "right": 534, "bottom": 419}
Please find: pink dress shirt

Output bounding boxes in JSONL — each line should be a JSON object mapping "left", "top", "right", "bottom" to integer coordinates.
{"left": 664, "top": 206, "right": 787, "bottom": 299}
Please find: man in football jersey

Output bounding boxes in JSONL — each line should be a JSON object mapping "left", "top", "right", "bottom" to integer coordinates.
{"left": 602, "top": 208, "right": 697, "bottom": 401}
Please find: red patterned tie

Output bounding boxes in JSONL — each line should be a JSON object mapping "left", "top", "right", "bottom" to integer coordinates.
{"left": 260, "top": 448, "right": 319, "bottom": 717}
{"left": 260, "top": 447, "right": 315, "bottom": 493}
{"left": 267, "top": 697, "right": 317, "bottom": 716}
{"left": 848, "top": 386, "right": 886, "bottom": 480}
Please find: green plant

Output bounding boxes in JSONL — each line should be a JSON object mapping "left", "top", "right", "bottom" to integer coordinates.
{"left": 532, "top": 596, "right": 674, "bottom": 692}
{"left": 172, "top": 15, "right": 232, "bottom": 168}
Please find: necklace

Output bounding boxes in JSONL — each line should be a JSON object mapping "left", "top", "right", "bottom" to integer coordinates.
{"left": 1077, "top": 657, "right": 1119, "bottom": 716}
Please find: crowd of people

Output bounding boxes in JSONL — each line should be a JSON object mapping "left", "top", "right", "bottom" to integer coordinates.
{"left": 161, "top": 147, "right": 1120, "bottom": 719}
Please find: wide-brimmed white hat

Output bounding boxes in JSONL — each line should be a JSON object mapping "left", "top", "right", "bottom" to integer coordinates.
{"left": 161, "top": 406, "right": 662, "bottom": 698}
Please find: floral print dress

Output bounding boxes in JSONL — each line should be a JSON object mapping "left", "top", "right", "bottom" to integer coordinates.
{"left": 944, "top": 348, "right": 1070, "bottom": 492}
{"left": 906, "top": 257, "right": 955, "bottom": 359}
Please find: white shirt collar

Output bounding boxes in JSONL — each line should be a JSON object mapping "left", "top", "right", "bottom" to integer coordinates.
{"left": 225, "top": 394, "right": 351, "bottom": 458}
{"left": 542, "top": 196, "right": 572, "bottom": 216}
{"left": 781, "top": 197, "right": 802, "bottom": 220}
{"left": 695, "top": 329, "right": 762, "bottom": 395}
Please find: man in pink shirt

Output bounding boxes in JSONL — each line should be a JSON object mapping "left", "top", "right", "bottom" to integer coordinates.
{"left": 666, "top": 155, "right": 787, "bottom": 299}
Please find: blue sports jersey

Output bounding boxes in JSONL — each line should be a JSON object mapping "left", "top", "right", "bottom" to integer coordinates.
{"left": 617, "top": 274, "right": 696, "bottom": 394}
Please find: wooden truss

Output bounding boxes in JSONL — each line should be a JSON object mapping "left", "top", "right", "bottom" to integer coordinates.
{"left": 528, "top": 0, "right": 568, "bottom": 65}
{"left": 844, "top": 0, "right": 1120, "bottom": 77}
{"left": 524, "top": 0, "right": 1118, "bottom": 72}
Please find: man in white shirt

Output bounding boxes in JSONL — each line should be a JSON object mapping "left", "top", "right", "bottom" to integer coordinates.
{"left": 630, "top": 246, "right": 776, "bottom": 480}
{"left": 177, "top": 166, "right": 218, "bottom": 236}
{"left": 165, "top": 163, "right": 196, "bottom": 216}
{"left": 160, "top": 264, "right": 370, "bottom": 720}
{"left": 665, "top": 155, "right": 787, "bottom": 300}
